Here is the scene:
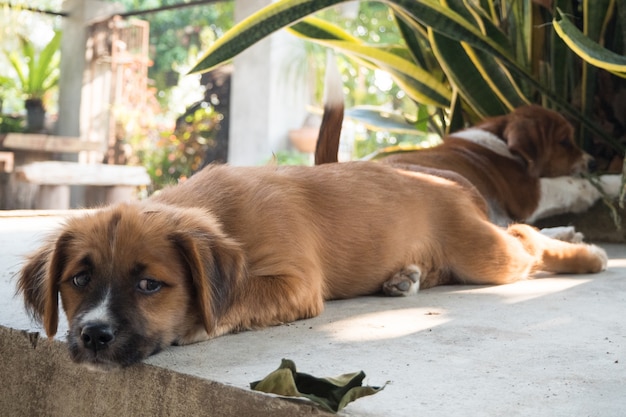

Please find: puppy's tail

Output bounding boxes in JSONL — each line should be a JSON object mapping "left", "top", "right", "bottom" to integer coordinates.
{"left": 315, "top": 52, "right": 344, "bottom": 165}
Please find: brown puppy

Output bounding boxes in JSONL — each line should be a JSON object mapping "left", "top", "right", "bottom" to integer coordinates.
{"left": 18, "top": 160, "right": 607, "bottom": 370}
{"left": 382, "top": 105, "right": 593, "bottom": 224}
{"left": 316, "top": 104, "right": 621, "bottom": 226}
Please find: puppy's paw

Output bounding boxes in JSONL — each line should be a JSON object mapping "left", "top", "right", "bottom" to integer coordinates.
{"left": 540, "top": 226, "right": 585, "bottom": 243}
{"left": 383, "top": 265, "right": 421, "bottom": 297}
{"left": 588, "top": 245, "right": 608, "bottom": 272}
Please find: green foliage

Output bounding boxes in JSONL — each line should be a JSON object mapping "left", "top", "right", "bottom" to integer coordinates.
{"left": 0, "top": 114, "right": 24, "bottom": 133}
{"left": 104, "top": 0, "right": 234, "bottom": 93}
{"left": 136, "top": 106, "right": 222, "bottom": 191}
{"left": 553, "top": 8, "right": 626, "bottom": 78}
{"left": 192, "top": 0, "right": 626, "bottom": 168}
{"left": 5, "top": 30, "right": 61, "bottom": 102}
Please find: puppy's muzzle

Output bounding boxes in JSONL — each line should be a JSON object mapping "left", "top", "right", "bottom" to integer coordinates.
{"left": 572, "top": 153, "right": 597, "bottom": 175}
{"left": 586, "top": 156, "right": 598, "bottom": 173}
{"left": 81, "top": 322, "right": 116, "bottom": 352}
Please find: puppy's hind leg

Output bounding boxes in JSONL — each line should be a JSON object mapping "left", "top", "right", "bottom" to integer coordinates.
{"left": 445, "top": 221, "right": 537, "bottom": 286}
{"left": 507, "top": 224, "right": 608, "bottom": 274}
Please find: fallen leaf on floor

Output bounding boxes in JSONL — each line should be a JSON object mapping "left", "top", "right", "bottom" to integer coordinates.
{"left": 250, "top": 359, "right": 387, "bottom": 412}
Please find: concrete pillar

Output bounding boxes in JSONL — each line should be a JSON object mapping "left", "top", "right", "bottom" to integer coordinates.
{"left": 56, "top": 0, "right": 123, "bottom": 141}
{"left": 228, "top": 0, "right": 309, "bottom": 166}
{"left": 57, "top": 0, "right": 123, "bottom": 207}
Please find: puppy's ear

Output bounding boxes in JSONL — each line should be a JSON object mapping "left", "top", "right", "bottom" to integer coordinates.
{"left": 169, "top": 219, "right": 245, "bottom": 336}
{"left": 17, "top": 231, "right": 72, "bottom": 338}
{"left": 476, "top": 108, "right": 542, "bottom": 176}
{"left": 503, "top": 119, "right": 542, "bottom": 177}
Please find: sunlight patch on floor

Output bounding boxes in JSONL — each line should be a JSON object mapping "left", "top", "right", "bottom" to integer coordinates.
{"left": 608, "top": 258, "right": 626, "bottom": 268}
{"left": 318, "top": 308, "right": 449, "bottom": 342}
{"left": 458, "top": 277, "right": 592, "bottom": 305}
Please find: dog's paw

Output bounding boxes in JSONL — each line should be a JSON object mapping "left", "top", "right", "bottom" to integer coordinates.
{"left": 540, "top": 226, "right": 585, "bottom": 243}
{"left": 383, "top": 265, "right": 421, "bottom": 297}
{"left": 598, "top": 174, "right": 623, "bottom": 197}
{"left": 588, "top": 245, "right": 609, "bottom": 272}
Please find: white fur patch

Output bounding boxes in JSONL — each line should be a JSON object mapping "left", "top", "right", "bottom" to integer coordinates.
{"left": 528, "top": 175, "right": 621, "bottom": 222}
{"left": 323, "top": 50, "right": 343, "bottom": 107}
{"left": 78, "top": 289, "right": 113, "bottom": 325}
{"left": 403, "top": 264, "right": 421, "bottom": 296}
{"left": 589, "top": 245, "right": 609, "bottom": 271}
{"left": 539, "top": 226, "right": 584, "bottom": 243}
{"left": 449, "top": 128, "right": 515, "bottom": 159}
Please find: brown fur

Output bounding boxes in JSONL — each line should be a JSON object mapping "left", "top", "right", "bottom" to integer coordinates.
{"left": 17, "top": 160, "right": 607, "bottom": 369}
{"left": 317, "top": 105, "right": 592, "bottom": 222}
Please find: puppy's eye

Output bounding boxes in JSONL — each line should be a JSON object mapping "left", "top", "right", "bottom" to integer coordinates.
{"left": 559, "top": 138, "right": 573, "bottom": 149}
{"left": 72, "top": 273, "right": 90, "bottom": 288}
{"left": 137, "top": 278, "right": 162, "bottom": 294}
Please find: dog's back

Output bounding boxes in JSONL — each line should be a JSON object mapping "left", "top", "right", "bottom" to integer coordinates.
{"left": 315, "top": 102, "right": 593, "bottom": 224}
{"left": 153, "top": 161, "right": 487, "bottom": 298}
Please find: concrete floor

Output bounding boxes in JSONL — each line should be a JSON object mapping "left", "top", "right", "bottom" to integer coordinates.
{"left": 1, "top": 211, "right": 625, "bottom": 416}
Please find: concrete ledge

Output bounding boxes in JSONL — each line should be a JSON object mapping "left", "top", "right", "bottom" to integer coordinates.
{"left": 0, "top": 326, "right": 329, "bottom": 417}
{"left": 15, "top": 161, "right": 150, "bottom": 186}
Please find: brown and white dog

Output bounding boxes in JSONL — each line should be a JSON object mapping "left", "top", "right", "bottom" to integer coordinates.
{"left": 316, "top": 104, "right": 623, "bottom": 227}
{"left": 18, "top": 156, "right": 608, "bottom": 369}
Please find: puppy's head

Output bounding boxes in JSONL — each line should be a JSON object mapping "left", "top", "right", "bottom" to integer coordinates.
{"left": 17, "top": 203, "right": 244, "bottom": 370}
{"left": 478, "top": 105, "right": 593, "bottom": 177}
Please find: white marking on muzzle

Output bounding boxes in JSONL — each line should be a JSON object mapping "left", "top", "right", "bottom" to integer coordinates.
{"left": 78, "top": 289, "right": 113, "bottom": 326}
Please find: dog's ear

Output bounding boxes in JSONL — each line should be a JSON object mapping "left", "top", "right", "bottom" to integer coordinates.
{"left": 169, "top": 218, "right": 246, "bottom": 336}
{"left": 477, "top": 107, "right": 542, "bottom": 176}
{"left": 17, "top": 231, "right": 73, "bottom": 338}
{"left": 504, "top": 123, "right": 539, "bottom": 176}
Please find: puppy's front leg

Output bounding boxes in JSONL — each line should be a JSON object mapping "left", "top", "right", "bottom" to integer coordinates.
{"left": 528, "top": 174, "right": 622, "bottom": 222}
{"left": 211, "top": 272, "right": 326, "bottom": 337}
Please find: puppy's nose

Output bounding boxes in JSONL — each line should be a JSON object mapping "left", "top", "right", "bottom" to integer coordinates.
{"left": 81, "top": 323, "right": 115, "bottom": 351}
{"left": 587, "top": 157, "right": 598, "bottom": 173}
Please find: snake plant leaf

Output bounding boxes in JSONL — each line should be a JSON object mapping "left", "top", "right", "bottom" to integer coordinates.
{"left": 315, "top": 40, "right": 452, "bottom": 107}
{"left": 422, "top": 0, "right": 529, "bottom": 112}
{"left": 288, "top": 18, "right": 451, "bottom": 107}
{"left": 190, "top": 0, "right": 519, "bottom": 75}
{"left": 190, "top": 0, "right": 342, "bottom": 74}
{"left": 447, "top": 89, "right": 466, "bottom": 134}
{"left": 192, "top": 0, "right": 532, "bottom": 110}
{"left": 391, "top": 2, "right": 535, "bottom": 115}
{"left": 578, "top": 0, "right": 615, "bottom": 145}
{"left": 504, "top": 0, "right": 533, "bottom": 69}
{"left": 287, "top": 15, "right": 358, "bottom": 42}
{"left": 461, "top": 46, "right": 529, "bottom": 110}
{"left": 549, "top": 0, "right": 575, "bottom": 100}
{"left": 392, "top": 0, "right": 621, "bottom": 150}
{"left": 553, "top": 8, "right": 626, "bottom": 78}
{"left": 189, "top": 0, "right": 624, "bottom": 153}
{"left": 393, "top": 10, "right": 431, "bottom": 70}
{"left": 390, "top": 0, "right": 516, "bottom": 65}
{"left": 452, "top": 0, "right": 529, "bottom": 109}
{"left": 429, "top": 29, "right": 507, "bottom": 118}
{"left": 344, "top": 105, "right": 430, "bottom": 135}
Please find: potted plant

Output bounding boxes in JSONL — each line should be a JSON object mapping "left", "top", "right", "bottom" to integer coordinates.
{"left": 5, "top": 30, "right": 61, "bottom": 133}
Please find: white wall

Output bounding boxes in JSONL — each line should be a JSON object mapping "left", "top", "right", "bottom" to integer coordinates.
{"left": 228, "top": 0, "right": 310, "bottom": 166}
